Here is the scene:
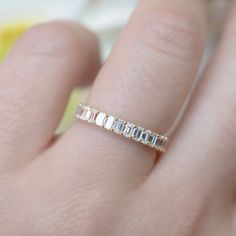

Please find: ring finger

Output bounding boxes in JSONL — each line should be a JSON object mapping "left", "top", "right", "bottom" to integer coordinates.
{"left": 56, "top": 0, "right": 208, "bottom": 186}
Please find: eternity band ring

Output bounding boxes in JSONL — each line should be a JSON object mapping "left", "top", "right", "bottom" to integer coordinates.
{"left": 75, "top": 104, "right": 169, "bottom": 152}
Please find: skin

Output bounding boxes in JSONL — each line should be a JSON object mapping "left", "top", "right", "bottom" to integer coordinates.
{"left": 0, "top": 0, "right": 236, "bottom": 235}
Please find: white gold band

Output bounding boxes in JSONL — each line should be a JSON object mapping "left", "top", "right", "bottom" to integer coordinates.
{"left": 75, "top": 104, "right": 169, "bottom": 152}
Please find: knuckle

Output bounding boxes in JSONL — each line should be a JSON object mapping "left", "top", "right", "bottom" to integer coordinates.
{"left": 132, "top": 8, "right": 202, "bottom": 60}
{"left": 18, "top": 21, "right": 96, "bottom": 59}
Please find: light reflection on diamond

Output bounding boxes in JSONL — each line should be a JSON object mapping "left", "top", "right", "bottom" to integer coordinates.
{"left": 95, "top": 112, "right": 107, "bottom": 126}
{"left": 85, "top": 109, "right": 92, "bottom": 120}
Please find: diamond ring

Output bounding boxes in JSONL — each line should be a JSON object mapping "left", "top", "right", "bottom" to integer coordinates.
{"left": 75, "top": 104, "right": 169, "bottom": 152}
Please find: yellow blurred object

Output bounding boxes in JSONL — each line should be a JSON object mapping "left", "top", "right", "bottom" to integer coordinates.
{"left": 0, "top": 23, "right": 29, "bottom": 60}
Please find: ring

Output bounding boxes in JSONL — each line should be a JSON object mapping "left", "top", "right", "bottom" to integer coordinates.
{"left": 75, "top": 104, "right": 169, "bottom": 152}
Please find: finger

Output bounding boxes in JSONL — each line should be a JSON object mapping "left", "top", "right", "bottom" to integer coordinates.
{"left": 149, "top": 4, "right": 236, "bottom": 196}
{"left": 0, "top": 21, "right": 100, "bottom": 169}
{"left": 57, "top": 0, "right": 207, "bottom": 186}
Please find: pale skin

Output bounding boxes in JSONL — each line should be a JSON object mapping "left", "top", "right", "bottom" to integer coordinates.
{"left": 1, "top": 0, "right": 236, "bottom": 235}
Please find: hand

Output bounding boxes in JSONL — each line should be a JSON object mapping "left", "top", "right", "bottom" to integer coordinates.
{"left": 1, "top": 0, "right": 235, "bottom": 235}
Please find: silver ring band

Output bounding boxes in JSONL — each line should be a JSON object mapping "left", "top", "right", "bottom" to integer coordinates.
{"left": 75, "top": 104, "right": 169, "bottom": 152}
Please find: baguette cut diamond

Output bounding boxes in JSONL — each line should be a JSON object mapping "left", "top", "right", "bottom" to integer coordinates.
{"left": 88, "top": 110, "right": 97, "bottom": 123}
{"left": 154, "top": 136, "right": 160, "bottom": 147}
{"left": 85, "top": 109, "right": 92, "bottom": 120}
{"left": 104, "top": 116, "right": 115, "bottom": 130}
{"left": 95, "top": 112, "right": 107, "bottom": 126}
{"left": 113, "top": 119, "right": 126, "bottom": 134}
{"left": 124, "top": 123, "right": 135, "bottom": 138}
{"left": 75, "top": 105, "right": 85, "bottom": 119}
{"left": 133, "top": 127, "right": 142, "bottom": 141}
{"left": 140, "top": 131, "right": 149, "bottom": 144}
{"left": 158, "top": 138, "right": 164, "bottom": 147}
{"left": 148, "top": 133, "right": 158, "bottom": 146}
{"left": 81, "top": 107, "right": 90, "bottom": 120}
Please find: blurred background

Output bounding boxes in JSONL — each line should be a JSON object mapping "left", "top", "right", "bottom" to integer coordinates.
{"left": 0, "top": 0, "right": 232, "bottom": 132}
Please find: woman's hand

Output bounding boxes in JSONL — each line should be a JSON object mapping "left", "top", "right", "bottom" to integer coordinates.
{"left": 1, "top": 0, "right": 235, "bottom": 235}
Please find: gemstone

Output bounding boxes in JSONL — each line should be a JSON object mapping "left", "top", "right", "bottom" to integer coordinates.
{"left": 113, "top": 119, "right": 126, "bottom": 134}
{"left": 124, "top": 123, "right": 135, "bottom": 138}
{"left": 95, "top": 112, "right": 107, "bottom": 126}
{"left": 75, "top": 105, "right": 85, "bottom": 119}
{"left": 85, "top": 109, "right": 92, "bottom": 121}
{"left": 88, "top": 110, "right": 97, "bottom": 123}
{"left": 148, "top": 133, "right": 158, "bottom": 146}
{"left": 158, "top": 138, "right": 164, "bottom": 147}
{"left": 140, "top": 131, "right": 149, "bottom": 144}
{"left": 162, "top": 138, "right": 168, "bottom": 148}
{"left": 104, "top": 116, "right": 115, "bottom": 130}
{"left": 81, "top": 106, "right": 90, "bottom": 120}
{"left": 154, "top": 136, "right": 160, "bottom": 147}
{"left": 133, "top": 127, "right": 142, "bottom": 141}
